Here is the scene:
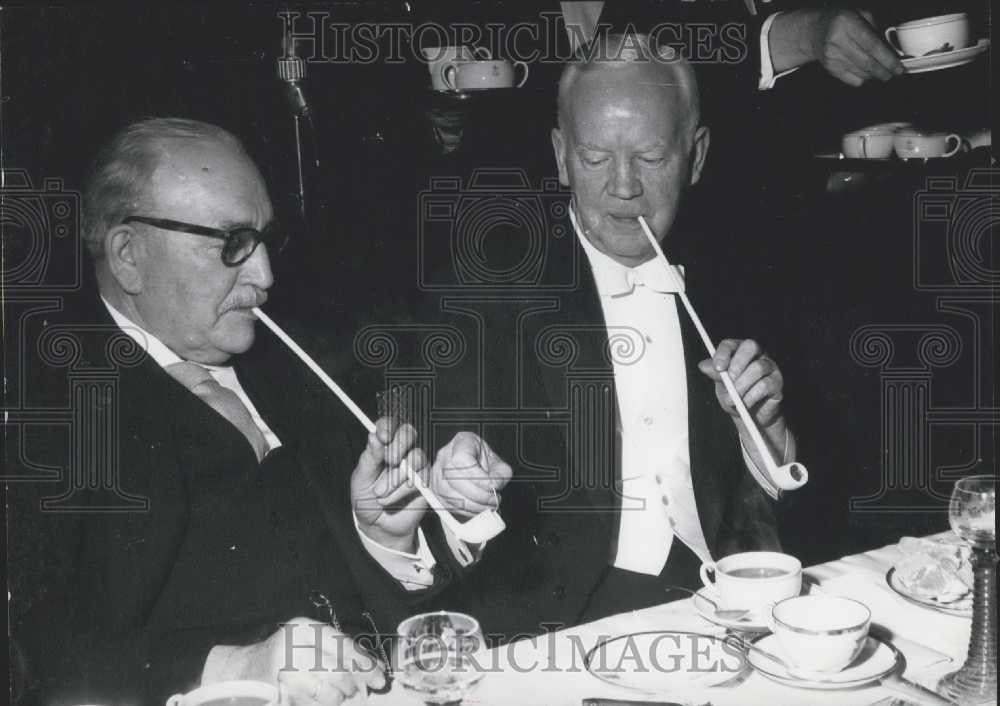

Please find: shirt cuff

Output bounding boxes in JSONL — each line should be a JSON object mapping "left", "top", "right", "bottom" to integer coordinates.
{"left": 354, "top": 512, "right": 437, "bottom": 591}
{"left": 740, "top": 429, "right": 795, "bottom": 500}
{"left": 758, "top": 12, "right": 801, "bottom": 90}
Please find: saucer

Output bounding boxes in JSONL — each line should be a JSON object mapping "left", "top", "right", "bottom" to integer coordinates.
{"left": 747, "top": 634, "right": 899, "bottom": 690}
{"left": 692, "top": 589, "right": 769, "bottom": 631}
{"left": 585, "top": 630, "right": 747, "bottom": 695}
{"left": 886, "top": 568, "right": 973, "bottom": 618}
{"left": 902, "top": 39, "right": 989, "bottom": 73}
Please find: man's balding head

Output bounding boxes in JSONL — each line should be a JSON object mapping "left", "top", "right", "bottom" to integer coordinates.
{"left": 557, "top": 35, "right": 701, "bottom": 140}
{"left": 88, "top": 118, "right": 275, "bottom": 364}
{"left": 552, "top": 34, "right": 709, "bottom": 267}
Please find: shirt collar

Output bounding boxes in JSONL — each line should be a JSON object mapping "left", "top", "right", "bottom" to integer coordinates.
{"left": 102, "top": 295, "right": 184, "bottom": 369}
{"left": 569, "top": 208, "right": 684, "bottom": 297}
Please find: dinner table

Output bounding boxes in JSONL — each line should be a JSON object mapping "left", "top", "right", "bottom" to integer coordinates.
{"left": 371, "top": 532, "right": 978, "bottom": 706}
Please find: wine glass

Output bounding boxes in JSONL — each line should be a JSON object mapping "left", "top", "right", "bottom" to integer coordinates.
{"left": 938, "top": 475, "right": 996, "bottom": 704}
{"left": 395, "top": 611, "right": 487, "bottom": 705}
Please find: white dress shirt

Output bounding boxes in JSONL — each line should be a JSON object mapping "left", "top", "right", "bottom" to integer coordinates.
{"left": 571, "top": 215, "right": 787, "bottom": 575}
{"left": 574, "top": 231, "right": 714, "bottom": 572}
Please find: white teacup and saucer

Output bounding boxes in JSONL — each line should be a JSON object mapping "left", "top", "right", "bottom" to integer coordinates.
{"left": 747, "top": 595, "right": 900, "bottom": 690}
{"left": 694, "top": 551, "right": 803, "bottom": 630}
{"left": 884, "top": 13, "right": 990, "bottom": 73}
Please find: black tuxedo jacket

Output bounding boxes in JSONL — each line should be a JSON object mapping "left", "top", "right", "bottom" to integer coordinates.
{"left": 385, "top": 216, "right": 782, "bottom": 640}
{"left": 8, "top": 295, "right": 450, "bottom": 706}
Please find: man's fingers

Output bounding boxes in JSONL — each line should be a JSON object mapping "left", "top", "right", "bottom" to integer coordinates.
{"left": 698, "top": 357, "right": 721, "bottom": 380}
{"left": 385, "top": 423, "right": 419, "bottom": 467}
{"left": 374, "top": 416, "right": 397, "bottom": 445}
{"left": 375, "top": 447, "right": 430, "bottom": 505}
{"left": 726, "top": 339, "right": 761, "bottom": 378}
{"left": 438, "top": 433, "right": 496, "bottom": 489}
{"left": 353, "top": 434, "right": 387, "bottom": 490}
{"left": 487, "top": 454, "right": 513, "bottom": 489}
{"left": 741, "top": 374, "right": 783, "bottom": 411}
{"left": 829, "top": 61, "right": 866, "bottom": 87}
{"left": 374, "top": 476, "right": 421, "bottom": 508}
{"left": 862, "top": 38, "right": 904, "bottom": 76}
{"left": 843, "top": 34, "right": 896, "bottom": 80}
{"left": 442, "top": 493, "right": 495, "bottom": 517}
{"left": 712, "top": 338, "right": 740, "bottom": 371}
{"left": 439, "top": 474, "right": 496, "bottom": 508}
{"left": 731, "top": 357, "right": 776, "bottom": 396}
{"left": 847, "top": 17, "right": 904, "bottom": 72}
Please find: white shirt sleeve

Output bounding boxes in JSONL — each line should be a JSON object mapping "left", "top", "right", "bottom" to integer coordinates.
{"left": 353, "top": 512, "right": 437, "bottom": 590}
{"left": 353, "top": 512, "right": 485, "bottom": 590}
{"left": 759, "top": 12, "right": 801, "bottom": 90}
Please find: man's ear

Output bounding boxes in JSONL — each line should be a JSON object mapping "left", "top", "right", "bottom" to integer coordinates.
{"left": 688, "top": 125, "right": 711, "bottom": 186}
{"left": 104, "top": 225, "right": 144, "bottom": 295}
{"left": 551, "top": 127, "right": 570, "bottom": 187}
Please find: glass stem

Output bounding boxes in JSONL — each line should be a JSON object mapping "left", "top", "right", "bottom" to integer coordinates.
{"left": 940, "top": 546, "right": 997, "bottom": 702}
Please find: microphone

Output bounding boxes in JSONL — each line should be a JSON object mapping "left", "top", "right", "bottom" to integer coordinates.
{"left": 278, "top": 20, "right": 310, "bottom": 116}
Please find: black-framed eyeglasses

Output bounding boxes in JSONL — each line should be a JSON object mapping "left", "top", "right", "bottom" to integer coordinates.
{"left": 122, "top": 215, "right": 289, "bottom": 267}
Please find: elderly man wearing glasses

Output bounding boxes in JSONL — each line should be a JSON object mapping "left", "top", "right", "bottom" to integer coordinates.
{"left": 11, "top": 118, "right": 510, "bottom": 706}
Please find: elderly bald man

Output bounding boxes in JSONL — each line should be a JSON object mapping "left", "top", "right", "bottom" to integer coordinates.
{"left": 11, "top": 117, "right": 510, "bottom": 706}
{"left": 427, "top": 34, "right": 805, "bottom": 635}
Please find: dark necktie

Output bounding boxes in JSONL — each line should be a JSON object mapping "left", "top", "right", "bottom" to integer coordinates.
{"left": 165, "top": 361, "right": 268, "bottom": 462}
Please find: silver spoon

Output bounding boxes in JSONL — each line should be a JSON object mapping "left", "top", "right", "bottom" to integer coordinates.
{"left": 663, "top": 585, "right": 752, "bottom": 621}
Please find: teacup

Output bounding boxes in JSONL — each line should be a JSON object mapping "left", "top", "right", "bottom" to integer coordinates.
{"left": 884, "top": 13, "right": 970, "bottom": 57}
{"left": 166, "top": 680, "right": 277, "bottom": 706}
{"left": 893, "top": 129, "right": 963, "bottom": 159}
{"left": 422, "top": 46, "right": 491, "bottom": 91}
{"left": 441, "top": 59, "right": 530, "bottom": 91}
{"left": 842, "top": 128, "right": 893, "bottom": 159}
{"left": 771, "top": 595, "right": 871, "bottom": 674}
{"left": 699, "top": 551, "right": 801, "bottom": 615}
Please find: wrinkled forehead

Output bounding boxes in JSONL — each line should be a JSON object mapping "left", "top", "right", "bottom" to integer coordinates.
{"left": 147, "top": 137, "right": 271, "bottom": 221}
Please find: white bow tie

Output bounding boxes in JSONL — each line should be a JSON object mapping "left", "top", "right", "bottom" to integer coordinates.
{"left": 596, "top": 262, "right": 686, "bottom": 297}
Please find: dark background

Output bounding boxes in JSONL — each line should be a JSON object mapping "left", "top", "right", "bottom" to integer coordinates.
{"left": 2, "top": 1, "right": 995, "bottom": 577}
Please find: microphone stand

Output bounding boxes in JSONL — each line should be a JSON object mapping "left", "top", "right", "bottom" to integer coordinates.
{"left": 277, "top": 54, "right": 311, "bottom": 225}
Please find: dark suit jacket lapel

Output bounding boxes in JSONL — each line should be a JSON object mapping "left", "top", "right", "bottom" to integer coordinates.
{"left": 678, "top": 268, "right": 740, "bottom": 557}
{"left": 84, "top": 297, "right": 259, "bottom": 478}
{"left": 534, "top": 225, "right": 621, "bottom": 537}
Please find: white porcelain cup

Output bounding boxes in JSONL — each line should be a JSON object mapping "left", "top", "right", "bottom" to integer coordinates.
{"left": 884, "top": 13, "right": 970, "bottom": 57}
{"left": 841, "top": 122, "right": 913, "bottom": 158}
{"left": 422, "top": 46, "right": 491, "bottom": 91}
{"left": 842, "top": 129, "right": 892, "bottom": 158}
{"left": 165, "top": 681, "right": 277, "bottom": 706}
{"left": 893, "top": 129, "right": 963, "bottom": 159}
{"left": 441, "top": 59, "right": 529, "bottom": 91}
{"left": 698, "top": 551, "right": 802, "bottom": 614}
{"left": 770, "top": 595, "right": 871, "bottom": 674}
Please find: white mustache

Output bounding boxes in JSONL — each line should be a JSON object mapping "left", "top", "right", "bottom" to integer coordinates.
{"left": 222, "top": 288, "right": 267, "bottom": 312}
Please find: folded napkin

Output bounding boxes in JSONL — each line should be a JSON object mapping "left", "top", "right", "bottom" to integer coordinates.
{"left": 816, "top": 571, "right": 969, "bottom": 664}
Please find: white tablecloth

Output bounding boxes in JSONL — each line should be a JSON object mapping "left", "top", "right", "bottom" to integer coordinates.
{"left": 373, "top": 533, "right": 974, "bottom": 706}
